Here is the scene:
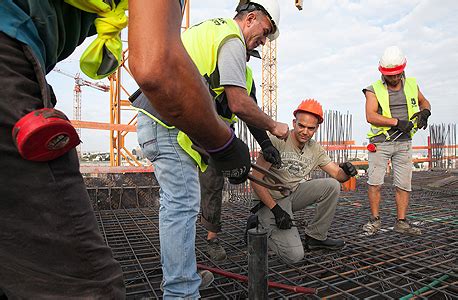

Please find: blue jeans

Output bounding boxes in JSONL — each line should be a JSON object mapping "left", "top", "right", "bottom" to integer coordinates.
{"left": 137, "top": 112, "right": 201, "bottom": 299}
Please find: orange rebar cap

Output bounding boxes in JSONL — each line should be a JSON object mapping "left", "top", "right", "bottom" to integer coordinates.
{"left": 293, "top": 99, "right": 324, "bottom": 124}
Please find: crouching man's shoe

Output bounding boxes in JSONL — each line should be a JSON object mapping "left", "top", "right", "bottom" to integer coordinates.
{"left": 305, "top": 234, "right": 346, "bottom": 251}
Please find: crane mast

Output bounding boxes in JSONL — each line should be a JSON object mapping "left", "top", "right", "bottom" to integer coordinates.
{"left": 53, "top": 68, "right": 109, "bottom": 157}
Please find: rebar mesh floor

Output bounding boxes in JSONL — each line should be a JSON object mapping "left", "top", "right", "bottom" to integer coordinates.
{"left": 94, "top": 178, "right": 457, "bottom": 299}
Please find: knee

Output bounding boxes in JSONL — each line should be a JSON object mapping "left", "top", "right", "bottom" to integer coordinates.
{"left": 326, "top": 178, "right": 341, "bottom": 196}
{"left": 278, "top": 246, "right": 304, "bottom": 264}
{"left": 368, "top": 184, "right": 382, "bottom": 192}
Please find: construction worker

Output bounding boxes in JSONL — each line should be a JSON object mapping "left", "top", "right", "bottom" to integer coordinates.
{"left": 250, "top": 99, "right": 358, "bottom": 263}
{"left": 0, "top": 0, "right": 246, "bottom": 298}
{"left": 200, "top": 50, "right": 282, "bottom": 261}
{"left": 362, "top": 46, "right": 431, "bottom": 236}
{"left": 131, "top": 1, "right": 289, "bottom": 297}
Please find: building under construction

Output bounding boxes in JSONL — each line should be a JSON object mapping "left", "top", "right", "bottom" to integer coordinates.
{"left": 3, "top": 1, "right": 458, "bottom": 299}
{"left": 84, "top": 168, "right": 457, "bottom": 299}
{"left": 82, "top": 51, "right": 457, "bottom": 297}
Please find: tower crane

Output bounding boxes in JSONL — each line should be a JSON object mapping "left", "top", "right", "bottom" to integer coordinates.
{"left": 53, "top": 68, "right": 110, "bottom": 156}
{"left": 261, "top": 0, "right": 303, "bottom": 120}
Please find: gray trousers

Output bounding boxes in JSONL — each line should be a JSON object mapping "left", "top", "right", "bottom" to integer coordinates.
{"left": 199, "top": 160, "right": 224, "bottom": 233}
{"left": 256, "top": 178, "right": 341, "bottom": 263}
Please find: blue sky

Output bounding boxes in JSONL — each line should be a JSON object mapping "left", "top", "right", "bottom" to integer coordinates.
{"left": 47, "top": 0, "right": 458, "bottom": 152}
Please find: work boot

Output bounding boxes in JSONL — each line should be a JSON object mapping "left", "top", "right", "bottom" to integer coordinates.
{"left": 207, "top": 238, "right": 227, "bottom": 261}
{"left": 198, "top": 270, "right": 214, "bottom": 289}
{"left": 363, "top": 216, "right": 381, "bottom": 235}
{"left": 394, "top": 219, "right": 422, "bottom": 235}
{"left": 305, "top": 235, "right": 346, "bottom": 251}
{"left": 160, "top": 270, "right": 214, "bottom": 292}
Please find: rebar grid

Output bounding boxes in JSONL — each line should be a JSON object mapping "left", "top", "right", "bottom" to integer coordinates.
{"left": 93, "top": 177, "right": 457, "bottom": 299}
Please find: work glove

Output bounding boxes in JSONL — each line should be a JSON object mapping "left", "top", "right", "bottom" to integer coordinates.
{"left": 260, "top": 140, "right": 282, "bottom": 168}
{"left": 394, "top": 119, "right": 414, "bottom": 133}
{"left": 208, "top": 131, "right": 251, "bottom": 184}
{"left": 271, "top": 204, "right": 293, "bottom": 230}
{"left": 339, "top": 162, "right": 357, "bottom": 177}
{"left": 416, "top": 109, "right": 431, "bottom": 130}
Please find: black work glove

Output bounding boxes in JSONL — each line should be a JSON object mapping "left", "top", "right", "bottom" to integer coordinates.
{"left": 208, "top": 132, "right": 251, "bottom": 185}
{"left": 271, "top": 204, "right": 293, "bottom": 230}
{"left": 339, "top": 162, "right": 357, "bottom": 177}
{"left": 260, "top": 140, "right": 281, "bottom": 168}
{"left": 394, "top": 119, "right": 414, "bottom": 133}
{"left": 416, "top": 109, "right": 431, "bottom": 130}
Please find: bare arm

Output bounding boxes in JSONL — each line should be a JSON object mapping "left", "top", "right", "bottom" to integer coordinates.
{"left": 128, "top": 0, "right": 231, "bottom": 149}
{"left": 250, "top": 154, "right": 277, "bottom": 209}
{"left": 418, "top": 88, "right": 431, "bottom": 111}
{"left": 365, "top": 91, "right": 398, "bottom": 127}
{"left": 225, "top": 85, "right": 289, "bottom": 139}
{"left": 320, "top": 162, "right": 350, "bottom": 183}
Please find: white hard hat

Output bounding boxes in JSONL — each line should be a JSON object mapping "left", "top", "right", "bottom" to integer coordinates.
{"left": 378, "top": 46, "right": 407, "bottom": 75}
{"left": 238, "top": 0, "right": 280, "bottom": 40}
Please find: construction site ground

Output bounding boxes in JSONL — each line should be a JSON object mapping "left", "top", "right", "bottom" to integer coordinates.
{"left": 85, "top": 170, "right": 457, "bottom": 299}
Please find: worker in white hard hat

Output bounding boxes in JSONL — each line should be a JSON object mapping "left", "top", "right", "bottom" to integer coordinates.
{"left": 362, "top": 46, "right": 431, "bottom": 236}
{"left": 130, "top": 0, "right": 288, "bottom": 298}
{"left": 199, "top": 49, "right": 282, "bottom": 263}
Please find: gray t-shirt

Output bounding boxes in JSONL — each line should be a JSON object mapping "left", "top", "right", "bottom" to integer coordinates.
{"left": 363, "top": 78, "right": 411, "bottom": 143}
{"left": 254, "top": 133, "right": 332, "bottom": 200}
{"left": 217, "top": 35, "right": 247, "bottom": 89}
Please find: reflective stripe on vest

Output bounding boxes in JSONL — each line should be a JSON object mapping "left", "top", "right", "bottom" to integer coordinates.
{"left": 367, "top": 77, "right": 420, "bottom": 139}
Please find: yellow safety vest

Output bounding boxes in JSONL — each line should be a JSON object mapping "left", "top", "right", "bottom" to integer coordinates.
{"left": 134, "top": 68, "right": 253, "bottom": 172}
{"left": 367, "top": 77, "right": 420, "bottom": 139}
{"left": 64, "top": 0, "right": 128, "bottom": 79}
{"left": 182, "top": 18, "right": 246, "bottom": 125}
{"left": 159, "top": 18, "right": 251, "bottom": 171}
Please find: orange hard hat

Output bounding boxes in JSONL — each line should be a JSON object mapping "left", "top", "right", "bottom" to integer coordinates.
{"left": 293, "top": 99, "right": 324, "bottom": 124}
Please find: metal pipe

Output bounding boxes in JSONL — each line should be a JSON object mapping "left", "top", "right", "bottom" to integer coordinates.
{"left": 248, "top": 227, "right": 268, "bottom": 299}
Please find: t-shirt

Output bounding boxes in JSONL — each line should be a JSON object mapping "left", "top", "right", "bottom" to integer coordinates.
{"left": 217, "top": 33, "right": 247, "bottom": 88}
{"left": 214, "top": 26, "right": 248, "bottom": 119}
{"left": 254, "top": 133, "right": 332, "bottom": 200}
{"left": 363, "top": 77, "right": 411, "bottom": 143}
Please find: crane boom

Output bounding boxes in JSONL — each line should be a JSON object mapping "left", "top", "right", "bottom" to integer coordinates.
{"left": 53, "top": 68, "right": 109, "bottom": 91}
